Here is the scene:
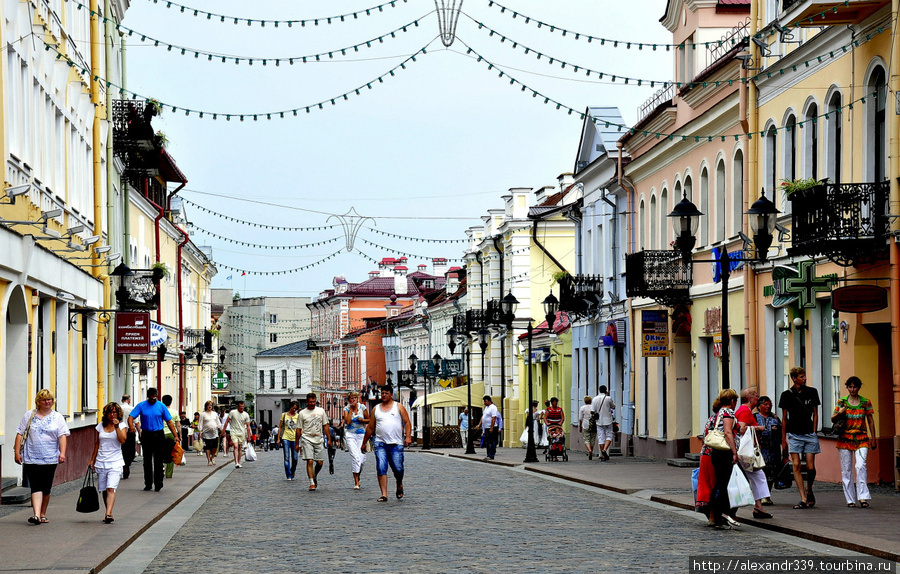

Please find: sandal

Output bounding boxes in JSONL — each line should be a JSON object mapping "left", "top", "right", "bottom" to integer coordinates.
{"left": 39, "top": 517, "right": 49, "bottom": 523}
{"left": 847, "top": 503, "right": 856, "bottom": 508}
{"left": 792, "top": 501, "right": 809, "bottom": 509}
{"left": 806, "top": 491, "right": 816, "bottom": 507}
{"left": 27, "top": 516, "right": 40, "bottom": 525}
{"left": 752, "top": 509, "right": 774, "bottom": 519}
{"left": 396, "top": 485, "right": 404, "bottom": 500}
{"left": 377, "top": 496, "right": 388, "bottom": 502}
{"left": 103, "top": 515, "right": 114, "bottom": 524}
{"left": 860, "top": 501, "right": 869, "bottom": 508}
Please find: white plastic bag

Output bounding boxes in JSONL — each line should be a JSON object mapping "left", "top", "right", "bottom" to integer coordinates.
{"left": 727, "top": 465, "right": 755, "bottom": 508}
{"left": 737, "top": 428, "right": 766, "bottom": 472}
{"left": 244, "top": 443, "right": 258, "bottom": 462}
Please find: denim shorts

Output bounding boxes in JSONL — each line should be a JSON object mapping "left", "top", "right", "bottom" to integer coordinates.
{"left": 786, "top": 432, "right": 821, "bottom": 455}
{"left": 373, "top": 439, "right": 404, "bottom": 476}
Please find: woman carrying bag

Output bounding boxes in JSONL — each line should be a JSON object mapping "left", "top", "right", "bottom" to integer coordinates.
{"left": 89, "top": 402, "right": 128, "bottom": 523}
{"left": 13, "top": 389, "right": 70, "bottom": 525}
{"left": 832, "top": 376, "right": 876, "bottom": 508}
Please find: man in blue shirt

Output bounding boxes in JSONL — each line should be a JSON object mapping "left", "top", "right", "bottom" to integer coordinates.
{"left": 127, "top": 388, "right": 179, "bottom": 492}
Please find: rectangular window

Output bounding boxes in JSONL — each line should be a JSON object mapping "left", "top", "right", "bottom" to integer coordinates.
{"left": 296, "top": 369, "right": 302, "bottom": 388}
{"left": 270, "top": 314, "right": 277, "bottom": 324}
{"left": 269, "top": 370, "right": 275, "bottom": 389}
{"left": 259, "top": 370, "right": 265, "bottom": 388}
{"left": 270, "top": 333, "right": 277, "bottom": 343}
{"left": 281, "top": 370, "right": 287, "bottom": 388}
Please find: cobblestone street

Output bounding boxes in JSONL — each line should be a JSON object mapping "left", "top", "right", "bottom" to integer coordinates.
{"left": 140, "top": 449, "right": 844, "bottom": 573}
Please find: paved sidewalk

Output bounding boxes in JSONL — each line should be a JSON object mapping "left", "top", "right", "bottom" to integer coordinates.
{"left": 435, "top": 447, "right": 900, "bottom": 561}
{"left": 0, "top": 450, "right": 232, "bottom": 573}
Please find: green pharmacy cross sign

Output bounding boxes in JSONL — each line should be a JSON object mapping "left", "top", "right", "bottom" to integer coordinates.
{"left": 212, "top": 372, "right": 229, "bottom": 390}
{"left": 783, "top": 260, "right": 836, "bottom": 309}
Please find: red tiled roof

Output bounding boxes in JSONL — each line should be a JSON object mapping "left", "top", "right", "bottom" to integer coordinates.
{"left": 517, "top": 311, "right": 572, "bottom": 339}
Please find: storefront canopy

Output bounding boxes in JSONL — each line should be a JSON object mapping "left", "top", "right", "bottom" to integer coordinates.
{"left": 410, "top": 382, "right": 498, "bottom": 409}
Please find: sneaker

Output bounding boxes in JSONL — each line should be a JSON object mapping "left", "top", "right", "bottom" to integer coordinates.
{"left": 235, "top": 464, "right": 242, "bottom": 469}
{"left": 308, "top": 484, "right": 316, "bottom": 491}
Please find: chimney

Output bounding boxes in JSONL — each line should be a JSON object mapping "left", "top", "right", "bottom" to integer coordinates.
{"left": 446, "top": 268, "right": 461, "bottom": 292}
{"left": 417, "top": 264, "right": 427, "bottom": 273}
{"left": 369, "top": 271, "right": 379, "bottom": 279}
{"left": 558, "top": 172, "right": 575, "bottom": 192}
{"left": 432, "top": 257, "right": 448, "bottom": 277}
{"left": 534, "top": 185, "right": 555, "bottom": 204}
{"left": 380, "top": 258, "right": 395, "bottom": 277}
{"left": 393, "top": 266, "right": 408, "bottom": 295}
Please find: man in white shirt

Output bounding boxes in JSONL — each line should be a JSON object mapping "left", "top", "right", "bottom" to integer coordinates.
{"left": 591, "top": 386, "right": 616, "bottom": 461}
{"left": 578, "top": 395, "right": 597, "bottom": 460}
{"left": 223, "top": 401, "right": 251, "bottom": 468}
{"left": 475, "top": 396, "right": 501, "bottom": 460}
{"left": 295, "top": 393, "right": 329, "bottom": 491}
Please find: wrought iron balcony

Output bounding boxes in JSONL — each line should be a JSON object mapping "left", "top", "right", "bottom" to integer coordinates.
{"left": 112, "top": 99, "right": 157, "bottom": 153}
{"left": 558, "top": 274, "right": 604, "bottom": 320}
{"left": 625, "top": 250, "right": 692, "bottom": 308}
{"left": 788, "top": 180, "right": 889, "bottom": 267}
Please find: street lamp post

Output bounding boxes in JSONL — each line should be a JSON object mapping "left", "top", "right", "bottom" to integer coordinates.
{"left": 409, "top": 353, "right": 429, "bottom": 449}
{"left": 669, "top": 190, "right": 779, "bottom": 389}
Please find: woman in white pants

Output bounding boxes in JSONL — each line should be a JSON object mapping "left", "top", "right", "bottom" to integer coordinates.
{"left": 343, "top": 391, "right": 369, "bottom": 489}
{"left": 735, "top": 389, "right": 773, "bottom": 519}
{"left": 832, "top": 376, "right": 876, "bottom": 507}
{"left": 89, "top": 402, "right": 127, "bottom": 524}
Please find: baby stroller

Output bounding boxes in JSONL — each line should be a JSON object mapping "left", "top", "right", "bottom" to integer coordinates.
{"left": 545, "top": 425, "right": 568, "bottom": 461}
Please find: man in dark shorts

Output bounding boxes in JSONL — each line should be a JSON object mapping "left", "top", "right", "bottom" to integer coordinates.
{"left": 778, "top": 366, "right": 820, "bottom": 509}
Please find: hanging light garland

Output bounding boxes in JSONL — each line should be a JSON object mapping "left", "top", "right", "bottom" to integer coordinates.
{"left": 145, "top": 0, "right": 410, "bottom": 28}
{"left": 43, "top": 40, "right": 433, "bottom": 120}
{"left": 68, "top": 0, "right": 430, "bottom": 67}
{"left": 362, "top": 226, "right": 467, "bottom": 243}
{"left": 459, "top": 40, "right": 881, "bottom": 141}
{"left": 215, "top": 249, "right": 345, "bottom": 275}
{"left": 483, "top": 0, "right": 855, "bottom": 47}
{"left": 181, "top": 198, "right": 339, "bottom": 231}
{"left": 359, "top": 238, "right": 465, "bottom": 262}
{"left": 189, "top": 225, "right": 342, "bottom": 250}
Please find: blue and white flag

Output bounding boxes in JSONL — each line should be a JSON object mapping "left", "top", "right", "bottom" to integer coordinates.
{"left": 226, "top": 275, "right": 233, "bottom": 280}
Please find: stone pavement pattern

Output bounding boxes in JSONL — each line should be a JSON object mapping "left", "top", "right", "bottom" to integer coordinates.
{"left": 142, "top": 449, "right": 845, "bottom": 574}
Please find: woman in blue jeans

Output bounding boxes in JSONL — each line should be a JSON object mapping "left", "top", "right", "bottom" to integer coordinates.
{"left": 277, "top": 401, "right": 301, "bottom": 480}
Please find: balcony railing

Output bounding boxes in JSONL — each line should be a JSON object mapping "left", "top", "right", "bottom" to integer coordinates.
{"left": 625, "top": 250, "right": 692, "bottom": 308}
{"left": 637, "top": 84, "right": 674, "bottom": 124}
{"left": 788, "top": 180, "right": 889, "bottom": 266}
{"left": 558, "top": 274, "right": 604, "bottom": 320}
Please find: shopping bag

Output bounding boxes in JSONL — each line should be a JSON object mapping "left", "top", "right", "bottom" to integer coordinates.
{"left": 737, "top": 428, "right": 765, "bottom": 472}
{"left": 244, "top": 443, "right": 258, "bottom": 462}
{"left": 76, "top": 467, "right": 100, "bottom": 513}
{"left": 171, "top": 442, "right": 184, "bottom": 466}
{"left": 727, "top": 465, "right": 755, "bottom": 509}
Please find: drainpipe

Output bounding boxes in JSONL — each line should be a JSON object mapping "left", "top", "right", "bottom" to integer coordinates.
{"left": 89, "top": 0, "right": 107, "bottom": 408}
{"left": 153, "top": 199, "right": 165, "bottom": 391}
{"left": 531, "top": 220, "right": 568, "bottom": 275}
{"left": 617, "top": 156, "right": 638, "bottom": 439}
{"left": 487, "top": 240, "right": 506, "bottom": 426}
{"left": 745, "top": 0, "right": 761, "bottom": 393}
{"left": 168, "top": 186, "right": 189, "bottom": 412}
{"left": 890, "top": 0, "right": 900, "bottom": 490}
{"left": 104, "top": 0, "right": 118, "bottom": 399}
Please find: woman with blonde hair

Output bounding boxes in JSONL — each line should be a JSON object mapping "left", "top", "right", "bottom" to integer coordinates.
{"left": 13, "top": 389, "right": 70, "bottom": 525}
{"left": 198, "top": 401, "right": 222, "bottom": 466}
{"left": 89, "top": 402, "right": 127, "bottom": 523}
{"left": 343, "top": 391, "right": 369, "bottom": 489}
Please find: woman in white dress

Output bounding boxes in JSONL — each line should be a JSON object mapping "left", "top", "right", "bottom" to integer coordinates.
{"left": 519, "top": 401, "right": 549, "bottom": 447}
{"left": 89, "top": 402, "right": 127, "bottom": 523}
{"left": 343, "top": 391, "right": 369, "bottom": 489}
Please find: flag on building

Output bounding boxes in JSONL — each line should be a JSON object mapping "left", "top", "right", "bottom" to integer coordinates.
{"left": 226, "top": 275, "right": 232, "bottom": 280}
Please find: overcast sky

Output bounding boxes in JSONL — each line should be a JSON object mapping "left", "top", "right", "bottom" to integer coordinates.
{"left": 121, "top": 0, "right": 671, "bottom": 298}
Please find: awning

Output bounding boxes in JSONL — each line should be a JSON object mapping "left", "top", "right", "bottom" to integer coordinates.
{"left": 411, "top": 382, "right": 496, "bottom": 409}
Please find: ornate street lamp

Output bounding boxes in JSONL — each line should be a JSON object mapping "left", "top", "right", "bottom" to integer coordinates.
{"left": 218, "top": 344, "right": 227, "bottom": 366}
{"left": 668, "top": 190, "right": 779, "bottom": 389}
{"left": 410, "top": 353, "right": 428, "bottom": 449}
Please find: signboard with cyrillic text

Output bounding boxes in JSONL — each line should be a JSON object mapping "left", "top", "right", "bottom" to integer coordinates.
{"left": 641, "top": 310, "right": 669, "bottom": 357}
{"left": 115, "top": 312, "right": 151, "bottom": 354}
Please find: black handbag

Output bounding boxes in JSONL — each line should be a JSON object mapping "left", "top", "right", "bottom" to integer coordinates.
{"left": 76, "top": 467, "right": 100, "bottom": 513}
{"left": 773, "top": 461, "right": 794, "bottom": 490}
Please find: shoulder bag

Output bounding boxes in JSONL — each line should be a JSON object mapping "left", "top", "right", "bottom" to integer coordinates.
{"left": 703, "top": 410, "right": 731, "bottom": 451}
{"left": 829, "top": 399, "right": 848, "bottom": 436}
{"left": 76, "top": 467, "right": 100, "bottom": 513}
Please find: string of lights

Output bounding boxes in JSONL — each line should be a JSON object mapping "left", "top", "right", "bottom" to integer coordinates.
{"left": 68, "top": 0, "right": 430, "bottom": 66}
{"left": 362, "top": 226, "right": 468, "bottom": 243}
{"left": 460, "top": 40, "right": 881, "bottom": 141}
{"left": 145, "top": 0, "right": 411, "bottom": 28}
{"left": 182, "top": 198, "right": 339, "bottom": 230}
{"left": 359, "top": 238, "right": 465, "bottom": 262}
{"left": 190, "top": 225, "right": 342, "bottom": 250}
{"left": 483, "top": 0, "right": 856, "bottom": 47}
{"left": 43, "top": 40, "right": 433, "bottom": 119}
{"left": 215, "top": 249, "right": 345, "bottom": 275}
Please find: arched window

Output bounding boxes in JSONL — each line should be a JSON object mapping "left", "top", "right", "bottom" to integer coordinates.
{"left": 783, "top": 114, "right": 797, "bottom": 183}
{"left": 699, "top": 168, "right": 709, "bottom": 247}
{"left": 732, "top": 149, "right": 744, "bottom": 238}
{"left": 639, "top": 199, "right": 646, "bottom": 250}
{"left": 650, "top": 194, "right": 658, "bottom": 249}
{"left": 765, "top": 124, "right": 777, "bottom": 198}
{"left": 803, "top": 103, "right": 818, "bottom": 179}
{"left": 825, "top": 91, "right": 842, "bottom": 184}
{"left": 660, "top": 188, "right": 669, "bottom": 249}
{"left": 715, "top": 160, "right": 726, "bottom": 243}
{"left": 867, "top": 66, "right": 887, "bottom": 182}
{"left": 684, "top": 175, "right": 693, "bottom": 203}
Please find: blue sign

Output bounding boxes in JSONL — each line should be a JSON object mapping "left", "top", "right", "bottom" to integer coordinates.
{"left": 711, "top": 247, "right": 746, "bottom": 283}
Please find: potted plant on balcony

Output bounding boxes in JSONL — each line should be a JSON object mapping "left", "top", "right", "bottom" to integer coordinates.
{"left": 151, "top": 262, "right": 170, "bottom": 283}
{"left": 154, "top": 130, "right": 169, "bottom": 150}
{"left": 782, "top": 177, "right": 825, "bottom": 204}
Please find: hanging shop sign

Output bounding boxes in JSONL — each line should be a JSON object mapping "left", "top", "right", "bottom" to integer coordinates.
{"left": 211, "top": 372, "right": 229, "bottom": 390}
{"left": 641, "top": 310, "right": 669, "bottom": 357}
{"left": 832, "top": 285, "right": 888, "bottom": 313}
{"left": 149, "top": 321, "right": 168, "bottom": 347}
{"left": 114, "top": 312, "right": 151, "bottom": 354}
{"left": 777, "top": 260, "right": 837, "bottom": 309}
{"left": 712, "top": 247, "right": 745, "bottom": 283}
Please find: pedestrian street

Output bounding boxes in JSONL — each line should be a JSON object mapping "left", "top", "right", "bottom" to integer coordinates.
{"left": 136, "top": 448, "right": 856, "bottom": 573}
